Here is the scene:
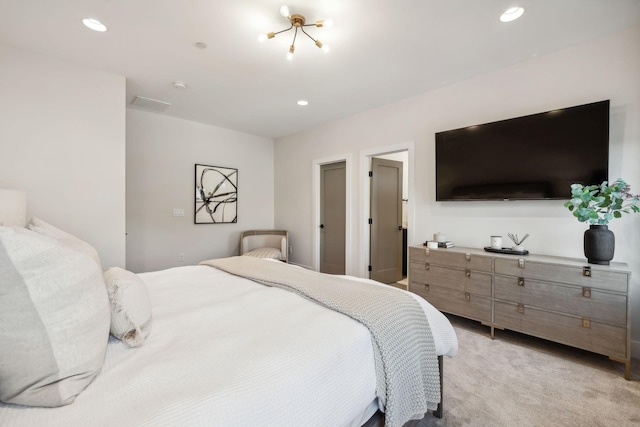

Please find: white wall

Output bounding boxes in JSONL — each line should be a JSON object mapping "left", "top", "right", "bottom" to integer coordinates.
{"left": 126, "top": 109, "right": 274, "bottom": 273}
{"left": 274, "top": 26, "right": 640, "bottom": 352}
{"left": 0, "top": 43, "right": 126, "bottom": 268}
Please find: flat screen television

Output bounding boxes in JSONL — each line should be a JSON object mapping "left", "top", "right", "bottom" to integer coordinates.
{"left": 435, "top": 100, "right": 609, "bottom": 201}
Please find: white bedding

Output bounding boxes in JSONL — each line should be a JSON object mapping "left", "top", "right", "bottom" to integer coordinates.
{"left": 0, "top": 263, "right": 457, "bottom": 427}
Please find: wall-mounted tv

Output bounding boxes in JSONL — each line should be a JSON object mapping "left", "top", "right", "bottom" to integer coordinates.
{"left": 435, "top": 100, "right": 609, "bottom": 201}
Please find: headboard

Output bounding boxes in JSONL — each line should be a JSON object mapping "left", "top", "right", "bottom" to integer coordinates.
{"left": 240, "top": 230, "right": 288, "bottom": 262}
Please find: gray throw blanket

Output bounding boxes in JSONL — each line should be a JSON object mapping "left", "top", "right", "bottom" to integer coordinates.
{"left": 201, "top": 257, "right": 440, "bottom": 427}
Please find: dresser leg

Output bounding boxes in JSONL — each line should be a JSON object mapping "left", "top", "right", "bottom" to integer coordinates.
{"left": 626, "top": 362, "right": 631, "bottom": 380}
{"left": 609, "top": 356, "right": 631, "bottom": 380}
{"left": 623, "top": 360, "right": 631, "bottom": 381}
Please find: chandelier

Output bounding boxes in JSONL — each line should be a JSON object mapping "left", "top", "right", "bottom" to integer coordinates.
{"left": 259, "top": 5, "right": 332, "bottom": 60}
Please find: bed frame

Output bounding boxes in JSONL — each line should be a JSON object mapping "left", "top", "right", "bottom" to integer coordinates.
{"left": 362, "top": 355, "right": 444, "bottom": 426}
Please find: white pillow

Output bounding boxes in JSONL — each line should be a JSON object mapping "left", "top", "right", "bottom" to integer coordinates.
{"left": 104, "top": 267, "right": 152, "bottom": 347}
{"left": 0, "top": 226, "right": 110, "bottom": 407}
{"left": 242, "top": 247, "right": 282, "bottom": 260}
{"left": 28, "top": 217, "right": 102, "bottom": 270}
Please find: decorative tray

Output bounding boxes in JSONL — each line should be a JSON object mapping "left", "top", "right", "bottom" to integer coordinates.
{"left": 483, "top": 246, "right": 529, "bottom": 255}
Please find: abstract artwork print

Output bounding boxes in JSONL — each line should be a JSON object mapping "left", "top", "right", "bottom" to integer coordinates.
{"left": 195, "top": 164, "right": 238, "bottom": 224}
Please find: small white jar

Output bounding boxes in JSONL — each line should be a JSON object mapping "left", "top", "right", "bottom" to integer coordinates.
{"left": 434, "top": 232, "right": 446, "bottom": 242}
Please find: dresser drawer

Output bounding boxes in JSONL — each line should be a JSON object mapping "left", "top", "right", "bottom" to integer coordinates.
{"left": 409, "top": 246, "right": 492, "bottom": 272}
{"left": 411, "top": 264, "right": 491, "bottom": 297}
{"left": 494, "top": 275, "right": 627, "bottom": 327}
{"left": 494, "top": 258, "right": 628, "bottom": 293}
{"left": 410, "top": 283, "right": 492, "bottom": 323}
{"left": 494, "top": 301, "right": 627, "bottom": 358}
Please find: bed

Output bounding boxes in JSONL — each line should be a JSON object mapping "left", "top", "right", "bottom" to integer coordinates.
{"left": 0, "top": 221, "right": 458, "bottom": 427}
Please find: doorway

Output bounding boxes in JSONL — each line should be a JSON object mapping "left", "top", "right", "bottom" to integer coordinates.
{"left": 312, "top": 154, "right": 352, "bottom": 274}
{"left": 319, "top": 161, "right": 346, "bottom": 274}
{"left": 359, "top": 142, "right": 414, "bottom": 282}
{"left": 369, "top": 157, "right": 403, "bottom": 283}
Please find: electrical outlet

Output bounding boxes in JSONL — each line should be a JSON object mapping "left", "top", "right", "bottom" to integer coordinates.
{"left": 172, "top": 208, "right": 185, "bottom": 217}
{"left": 179, "top": 253, "right": 185, "bottom": 262}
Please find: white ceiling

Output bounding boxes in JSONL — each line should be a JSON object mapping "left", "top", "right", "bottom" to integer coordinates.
{"left": 1, "top": 0, "right": 639, "bottom": 139}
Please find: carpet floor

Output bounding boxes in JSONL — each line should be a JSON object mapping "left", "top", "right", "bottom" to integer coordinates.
{"left": 418, "top": 315, "right": 640, "bottom": 427}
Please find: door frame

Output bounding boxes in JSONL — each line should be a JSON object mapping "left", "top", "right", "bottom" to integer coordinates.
{"left": 359, "top": 141, "right": 415, "bottom": 279}
{"left": 312, "top": 153, "right": 353, "bottom": 273}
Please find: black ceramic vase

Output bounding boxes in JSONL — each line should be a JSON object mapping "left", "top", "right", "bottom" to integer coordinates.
{"left": 583, "top": 224, "right": 615, "bottom": 265}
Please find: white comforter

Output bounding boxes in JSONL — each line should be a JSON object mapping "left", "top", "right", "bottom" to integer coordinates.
{"left": 0, "top": 264, "right": 457, "bottom": 427}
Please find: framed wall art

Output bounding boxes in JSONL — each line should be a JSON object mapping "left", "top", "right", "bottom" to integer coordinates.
{"left": 194, "top": 164, "right": 238, "bottom": 224}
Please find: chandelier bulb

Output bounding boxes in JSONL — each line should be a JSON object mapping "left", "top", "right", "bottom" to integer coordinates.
{"left": 316, "top": 19, "right": 333, "bottom": 28}
{"left": 287, "top": 44, "right": 295, "bottom": 60}
{"left": 258, "top": 34, "right": 267, "bottom": 43}
{"left": 280, "top": 5, "right": 290, "bottom": 18}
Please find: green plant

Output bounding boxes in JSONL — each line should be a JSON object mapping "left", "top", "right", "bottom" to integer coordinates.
{"left": 565, "top": 178, "right": 640, "bottom": 225}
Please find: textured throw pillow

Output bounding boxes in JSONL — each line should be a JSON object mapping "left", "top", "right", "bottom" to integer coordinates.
{"left": 28, "top": 217, "right": 102, "bottom": 270}
{"left": 0, "top": 226, "right": 110, "bottom": 407}
{"left": 104, "top": 267, "right": 152, "bottom": 347}
{"left": 242, "top": 247, "right": 282, "bottom": 260}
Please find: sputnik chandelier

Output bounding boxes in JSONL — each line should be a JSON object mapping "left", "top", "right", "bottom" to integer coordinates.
{"left": 259, "top": 5, "right": 333, "bottom": 60}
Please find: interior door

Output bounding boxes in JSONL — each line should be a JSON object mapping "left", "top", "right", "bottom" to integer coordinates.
{"left": 320, "top": 161, "right": 346, "bottom": 274}
{"left": 370, "top": 157, "right": 403, "bottom": 283}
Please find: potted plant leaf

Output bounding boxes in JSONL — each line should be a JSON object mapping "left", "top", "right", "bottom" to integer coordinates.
{"left": 564, "top": 178, "right": 639, "bottom": 264}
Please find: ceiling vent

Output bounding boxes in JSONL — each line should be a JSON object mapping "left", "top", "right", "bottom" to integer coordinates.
{"left": 131, "top": 96, "right": 171, "bottom": 112}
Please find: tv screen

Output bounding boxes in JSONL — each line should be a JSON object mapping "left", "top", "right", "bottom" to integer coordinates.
{"left": 435, "top": 100, "right": 609, "bottom": 201}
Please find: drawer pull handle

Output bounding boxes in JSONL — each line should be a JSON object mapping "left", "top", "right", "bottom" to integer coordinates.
{"left": 582, "top": 287, "right": 591, "bottom": 298}
{"left": 518, "top": 277, "right": 525, "bottom": 287}
{"left": 583, "top": 266, "right": 591, "bottom": 277}
{"left": 465, "top": 269, "right": 471, "bottom": 277}
{"left": 465, "top": 253, "right": 471, "bottom": 262}
{"left": 518, "top": 258, "right": 525, "bottom": 268}
{"left": 423, "top": 284, "right": 430, "bottom": 292}
{"left": 517, "top": 304, "right": 525, "bottom": 314}
{"left": 464, "top": 292, "right": 471, "bottom": 302}
{"left": 425, "top": 262, "right": 430, "bottom": 271}
{"left": 582, "top": 318, "right": 591, "bottom": 329}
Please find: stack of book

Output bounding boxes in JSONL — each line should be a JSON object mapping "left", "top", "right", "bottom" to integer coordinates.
{"left": 424, "top": 240, "right": 455, "bottom": 248}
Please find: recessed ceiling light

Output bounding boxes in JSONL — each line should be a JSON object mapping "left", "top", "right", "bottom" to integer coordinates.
{"left": 82, "top": 18, "right": 107, "bottom": 32}
{"left": 173, "top": 81, "right": 188, "bottom": 89}
{"left": 297, "top": 100, "right": 309, "bottom": 106}
{"left": 500, "top": 7, "right": 524, "bottom": 23}
{"left": 194, "top": 42, "right": 208, "bottom": 49}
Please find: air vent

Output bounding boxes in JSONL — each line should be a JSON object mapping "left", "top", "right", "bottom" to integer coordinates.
{"left": 131, "top": 96, "right": 171, "bottom": 112}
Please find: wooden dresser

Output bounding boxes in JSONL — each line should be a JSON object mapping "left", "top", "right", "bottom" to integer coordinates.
{"left": 408, "top": 245, "right": 632, "bottom": 379}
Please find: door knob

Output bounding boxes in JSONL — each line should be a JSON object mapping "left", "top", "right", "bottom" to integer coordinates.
{"left": 320, "top": 224, "right": 325, "bottom": 228}
{"left": 398, "top": 226, "right": 403, "bottom": 231}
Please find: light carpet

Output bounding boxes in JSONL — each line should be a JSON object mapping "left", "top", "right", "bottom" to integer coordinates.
{"left": 416, "top": 315, "right": 640, "bottom": 427}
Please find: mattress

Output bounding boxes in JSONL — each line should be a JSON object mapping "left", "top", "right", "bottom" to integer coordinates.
{"left": 0, "top": 263, "right": 457, "bottom": 427}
